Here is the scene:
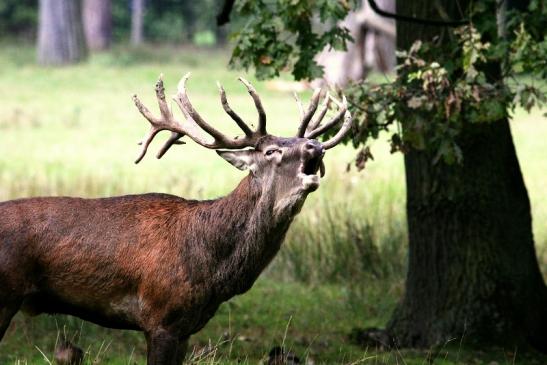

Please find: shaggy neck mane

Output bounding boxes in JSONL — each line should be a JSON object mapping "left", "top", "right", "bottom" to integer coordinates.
{"left": 177, "top": 174, "right": 295, "bottom": 298}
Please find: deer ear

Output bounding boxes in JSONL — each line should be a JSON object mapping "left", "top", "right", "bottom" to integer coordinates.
{"left": 216, "top": 150, "right": 256, "bottom": 171}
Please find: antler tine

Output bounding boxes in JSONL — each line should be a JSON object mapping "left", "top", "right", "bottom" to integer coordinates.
{"left": 132, "top": 98, "right": 161, "bottom": 164}
{"left": 133, "top": 74, "right": 221, "bottom": 164}
{"left": 217, "top": 82, "right": 253, "bottom": 137}
{"left": 295, "top": 88, "right": 322, "bottom": 138}
{"left": 175, "top": 73, "right": 231, "bottom": 144}
{"left": 238, "top": 77, "right": 267, "bottom": 135}
{"left": 305, "top": 94, "right": 348, "bottom": 139}
{"left": 131, "top": 105, "right": 184, "bottom": 164}
{"left": 174, "top": 75, "right": 268, "bottom": 148}
{"left": 152, "top": 75, "right": 188, "bottom": 159}
{"left": 293, "top": 92, "right": 305, "bottom": 120}
{"left": 318, "top": 95, "right": 353, "bottom": 150}
{"left": 306, "top": 91, "right": 332, "bottom": 133}
{"left": 155, "top": 74, "right": 171, "bottom": 121}
{"left": 132, "top": 75, "right": 188, "bottom": 163}
{"left": 156, "top": 132, "right": 186, "bottom": 159}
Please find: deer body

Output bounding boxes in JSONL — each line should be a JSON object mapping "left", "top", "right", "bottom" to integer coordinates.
{"left": 1, "top": 175, "right": 293, "bottom": 330}
{"left": 0, "top": 75, "right": 351, "bottom": 364}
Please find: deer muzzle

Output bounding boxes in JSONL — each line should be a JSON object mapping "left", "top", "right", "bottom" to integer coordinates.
{"left": 299, "top": 141, "right": 326, "bottom": 191}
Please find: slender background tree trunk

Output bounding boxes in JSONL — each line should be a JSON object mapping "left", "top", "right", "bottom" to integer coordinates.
{"left": 387, "top": 0, "right": 547, "bottom": 352}
{"left": 130, "top": 0, "right": 144, "bottom": 45}
{"left": 181, "top": 1, "right": 196, "bottom": 43}
{"left": 83, "top": 0, "right": 112, "bottom": 51}
{"left": 37, "top": 0, "right": 87, "bottom": 65}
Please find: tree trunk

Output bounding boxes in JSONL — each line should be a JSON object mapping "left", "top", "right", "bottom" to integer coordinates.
{"left": 37, "top": 0, "right": 87, "bottom": 65}
{"left": 387, "top": 1, "right": 547, "bottom": 352}
{"left": 130, "top": 0, "right": 144, "bottom": 45}
{"left": 83, "top": 0, "right": 112, "bottom": 51}
{"left": 364, "top": 0, "right": 395, "bottom": 72}
{"left": 215, "top": 26, "right": 228, "bottom": 46}
{"left": 181, "top": 1, "right": 196, "bottom": 43}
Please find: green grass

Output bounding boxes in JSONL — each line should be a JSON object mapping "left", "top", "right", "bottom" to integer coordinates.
{"left": 0, "top": 43, "right": 546, "bottom": 364}
{"left": 3, "top": 280, "right": 546, "bottom": 364}
{"left": 2, "top": 279, "right": 396, "bottom": 364}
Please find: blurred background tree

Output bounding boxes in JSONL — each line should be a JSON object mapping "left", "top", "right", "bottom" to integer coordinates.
{"left": 37, "top": 0, "right": 87, "bottom": 65}
{"left": 130, "top": 0, "right": 143, "bottom": 45}
{"left": 83, "top": 0, "right": 112, "bottom": 50}
{"left": 0, "top": 0, "right": 227, "bottom": 49}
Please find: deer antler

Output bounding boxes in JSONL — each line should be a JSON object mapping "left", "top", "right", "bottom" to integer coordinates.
{"left": 132, "top": 73, "right": 268, "bottom": 163}
{"left": 318, "top": 95, "right": 353, "bottom": 150}
{"left": 294, "top": 91, "right": 352, "bottom": 150}
{"left": 294, "top": 89, "right": 322, "bottom": 138}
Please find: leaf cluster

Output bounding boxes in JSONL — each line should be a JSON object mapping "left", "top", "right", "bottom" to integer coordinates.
{"left": 347, "top": 29, "right": 518, "bottom": 168}
{"left": 349, "top": 22, "right": 546, "bottom": 168}
{"left": 229, "top": 0, "right": 355, "bottom": 80}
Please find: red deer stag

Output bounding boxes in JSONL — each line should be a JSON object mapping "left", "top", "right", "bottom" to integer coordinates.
{"left": 0, "top": 73, "right": 352, "bottom": 364}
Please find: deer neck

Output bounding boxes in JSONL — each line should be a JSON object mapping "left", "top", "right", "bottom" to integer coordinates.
{"left": 190, "top": 174, "right": 301, "bottom": 296}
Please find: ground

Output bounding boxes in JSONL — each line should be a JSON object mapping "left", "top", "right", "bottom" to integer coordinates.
{"left": 0, "top": 43, "right": 545, "bottom": 364}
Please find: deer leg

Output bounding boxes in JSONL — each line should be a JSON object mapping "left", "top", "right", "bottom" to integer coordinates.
{"left": 0, "top": 304, "right": 19, "bottom": 342}
{"left": 0, "top": 279, "right": 22, "bottom": 342}
{"left": 145, "top": 329, "right": 180, "bottom": 365}
{"left": 175, "top": 337, "right": 189, "bottom": 365}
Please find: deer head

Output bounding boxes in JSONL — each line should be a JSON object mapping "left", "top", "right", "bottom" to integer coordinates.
{"left": 132, "top": 74, "right": 352, "bottom": 216}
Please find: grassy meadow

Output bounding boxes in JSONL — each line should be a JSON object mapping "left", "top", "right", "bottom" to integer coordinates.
{"left": 0, "top": 43, "right": 545, "bottom": 364}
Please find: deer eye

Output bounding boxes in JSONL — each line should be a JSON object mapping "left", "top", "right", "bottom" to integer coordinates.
{"left": 265, "top": 149, "right": 278, "bottom": 156}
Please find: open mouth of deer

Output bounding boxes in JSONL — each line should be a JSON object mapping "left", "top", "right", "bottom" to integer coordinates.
{"left": 301, "top": 154, "right": 325, "bottom": 177}
{"left": 299, "top": 151, "right": 325, "bottom": 192}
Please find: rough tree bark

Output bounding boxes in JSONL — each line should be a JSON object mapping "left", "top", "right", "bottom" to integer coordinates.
{"left": 386, "top": 0, "right": 547, "bottom": 352}
{"left": 37, "top": 0, "right": 87, "bottom": 65}
{"left": 83, "top": 0, "right": 112, "bottom": 51}
{"left": 130, "top": 0, "right": 144, "bottom": 45}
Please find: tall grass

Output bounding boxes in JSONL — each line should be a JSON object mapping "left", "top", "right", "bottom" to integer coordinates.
{"left": 273, "top": 202, "right": 407, "bottom": 284}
